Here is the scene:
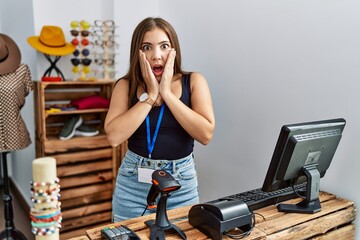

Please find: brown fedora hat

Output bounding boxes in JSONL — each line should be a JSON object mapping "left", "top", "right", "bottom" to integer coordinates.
{"left": 0, "top": 33, "right": 21, "bottom": 75}
{"left": 27, "top": 26, "right": 75, "bottom": 56}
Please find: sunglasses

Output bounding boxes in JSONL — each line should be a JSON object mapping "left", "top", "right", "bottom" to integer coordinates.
{"left": 73, "top": 48, "right": 90, "bottom": 57}
{"left": 94, "top": 20, "right": 115, "bottom": 28}
{"left": 94, "top": 40, "right": 118, "bottom": 48}
{"left": 93, "top": 52, "right": 117, "bottom": 59}
{"left": 72, "top": 66, "right": 91, "bottom": 74}
{"left": 91, "top": 34, "right": 116, "bottom": 44}
{"left": 71, "top": 38, "right": 91, "bottom": 46}
{"left": 103, "top": 65, "right": 116, "bottom": 73}
{"left": 71, "top": 20, "right": 91, "bottom": 30}
{"left": 94, "top": 58, "right": 115, "bottom": 66}
{"left": 71, "top": 58, "right": 92, "bottom": 66}
{"left": 93, "top": 29, "right": 116, "bottom": 36}
{"left": 93, "top": 69, "right": 117, "bottom": 79}
{"left": 71, "top": 30, "right": 91, "bottom": 37}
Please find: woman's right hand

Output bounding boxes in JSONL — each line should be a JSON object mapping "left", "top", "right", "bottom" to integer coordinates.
{"left": 139, "top": 50, "right": 159, "bottom": 98}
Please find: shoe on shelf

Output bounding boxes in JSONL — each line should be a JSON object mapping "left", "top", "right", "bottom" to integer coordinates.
{"left": 74, "top": 124, "right": 99, "bottom": 137}
{"left": 59, "top": 115, "right": 83, "bottom": 140}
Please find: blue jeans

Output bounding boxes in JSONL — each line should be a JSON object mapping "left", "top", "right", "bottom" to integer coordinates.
{"left": 112, "top": 149, "right": 199, "bottom": 222}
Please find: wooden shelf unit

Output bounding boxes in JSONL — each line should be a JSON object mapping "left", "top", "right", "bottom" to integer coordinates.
{"left": 33, "top": 80, "right": 121, "bottom": 238}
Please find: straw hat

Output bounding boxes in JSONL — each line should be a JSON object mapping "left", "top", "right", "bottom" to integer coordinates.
{"left": 27, "top": 26, "right": 75, "bottom": 56}
{"left": 0, "top": 33, "right": 21, "bottom": 75}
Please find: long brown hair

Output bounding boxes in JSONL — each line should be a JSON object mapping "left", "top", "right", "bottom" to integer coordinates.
{"left": 122, "top": 17, "right": 185, "bottom": 107}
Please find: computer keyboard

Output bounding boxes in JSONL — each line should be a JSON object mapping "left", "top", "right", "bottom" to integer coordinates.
{"left": 213, "top": 183, "right": 307, "bottom": 211}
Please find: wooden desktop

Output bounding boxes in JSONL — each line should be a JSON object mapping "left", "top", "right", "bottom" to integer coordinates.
{"left": 70, "top": 191, "right": 356, "bottom": 240}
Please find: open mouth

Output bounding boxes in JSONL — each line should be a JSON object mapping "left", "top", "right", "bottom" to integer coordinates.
{"left": 152, "top": 65, "right": 164, "bottom": 77}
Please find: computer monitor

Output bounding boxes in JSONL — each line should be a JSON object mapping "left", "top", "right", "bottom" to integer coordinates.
{"left": 261, "top": 118, "right": 346, "bottom": 213}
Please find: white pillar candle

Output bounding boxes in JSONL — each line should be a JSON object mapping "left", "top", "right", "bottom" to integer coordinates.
{"left": 31, "top": 157, "right": 61, "bottom": 240}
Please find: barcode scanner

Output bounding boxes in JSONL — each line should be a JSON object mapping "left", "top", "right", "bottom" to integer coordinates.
{"left": 145, "top": 170, "right": 186, "bottom": 240}
{"left": 146, "top": 170, "right": 181, "bottom": 208}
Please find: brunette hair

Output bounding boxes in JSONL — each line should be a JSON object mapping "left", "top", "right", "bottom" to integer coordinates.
{"left": 122, "top": 17, "right": 185, "bottom": 107}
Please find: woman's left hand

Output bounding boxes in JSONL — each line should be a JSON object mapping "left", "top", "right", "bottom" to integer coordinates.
{"left": 160, "top": 48, "right": 176, "bottom": 95}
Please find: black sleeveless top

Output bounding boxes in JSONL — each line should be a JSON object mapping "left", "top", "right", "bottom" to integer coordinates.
{"left": 128, "top": 73, "right": 194, "bottom": 160}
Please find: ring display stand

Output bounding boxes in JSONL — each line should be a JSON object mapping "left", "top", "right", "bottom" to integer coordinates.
{"left": 41, "top": 54, "right": 64, "bottom": 82}
{"left": 145, "top": 193, "right": 186, "bottom": 240}
{"left": 0, "top": 152, "right": 27, "bottom": 240}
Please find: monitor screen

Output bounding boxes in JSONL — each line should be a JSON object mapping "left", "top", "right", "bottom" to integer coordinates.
{"left": 261, "top": 118, "right": 346, "bottom": 213}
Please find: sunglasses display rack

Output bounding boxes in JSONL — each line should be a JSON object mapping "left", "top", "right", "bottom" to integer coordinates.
{"left": 70, "top": 20, "right": 93, "bottom": 81}
{"left": 91, "top": 20, "right": 118, "bottom": 80}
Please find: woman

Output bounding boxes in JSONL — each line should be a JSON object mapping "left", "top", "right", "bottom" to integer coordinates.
{"left": 105, "top": 17, "right": 215, "bottom": 222}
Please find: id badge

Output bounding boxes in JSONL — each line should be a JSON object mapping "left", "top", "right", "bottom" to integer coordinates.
{"left": 138, "top": 167, "right": 155, "bottom": 184}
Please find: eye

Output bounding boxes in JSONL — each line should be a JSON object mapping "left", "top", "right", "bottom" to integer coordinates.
{"left": 142, "top": 45, "right": 151, "bottom": 51}
{"left": 161, "top": 43, "right": 170, "bottom": 50}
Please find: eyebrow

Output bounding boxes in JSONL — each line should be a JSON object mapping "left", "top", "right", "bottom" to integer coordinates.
{"left": 141, "top": 40, "right": 170, "bottom": 46}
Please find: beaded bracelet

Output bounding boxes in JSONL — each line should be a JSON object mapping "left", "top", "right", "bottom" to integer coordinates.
{"left": 30, "top": 202, "right": 61, "bottom": 213}
{"left": 31, "top": 217, "right": 62, "bottom": 228}
{"left": 30, "top": 184, "right": 60, "bottom": 196}
{"left": 31, "top": 209, "right": 60, "bottom": 218}
{"left": 31, "top": 194, "right": 60, "bottom": 204}
{"left": 31, "top": 178, "right": 60, "bottom": 187}
{"left": 30, "top": 214, "right": 62, "bottom": 223}
{"left": 31, "top": 187, "right": 60, "bottom": 197}
{"left": 32, "top": 225, "right": 61, "bottom": 236}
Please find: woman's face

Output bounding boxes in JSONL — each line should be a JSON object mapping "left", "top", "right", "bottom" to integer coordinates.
{"left": 141, "top": 28, "right": 172, "bottom": 80}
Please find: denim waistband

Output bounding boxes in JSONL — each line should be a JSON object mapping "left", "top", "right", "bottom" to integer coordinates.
{"left": 125, "top": 149, "right": 194, "bottom": 171}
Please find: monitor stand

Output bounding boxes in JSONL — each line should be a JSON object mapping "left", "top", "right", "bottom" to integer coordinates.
{"left": 277, "top": 165, "right": 321, "bottom": 214}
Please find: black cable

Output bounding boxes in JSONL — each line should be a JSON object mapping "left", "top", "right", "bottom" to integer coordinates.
{"left": 292, "top": 182, "right": 306, "bottom": 199}
{"left": 224, "top": 211, "right": 256, "bottom": 239}
{"left": 141, "top": 205, "right": 148, "bottom": 216}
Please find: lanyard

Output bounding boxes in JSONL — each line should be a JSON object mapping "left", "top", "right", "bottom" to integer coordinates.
{"left": 146, "top": 104, "right": 165, "bottom": 158}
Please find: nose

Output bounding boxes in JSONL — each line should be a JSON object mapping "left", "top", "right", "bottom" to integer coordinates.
{"left": 152, "top": 47, "right": 162, "bottom": 60}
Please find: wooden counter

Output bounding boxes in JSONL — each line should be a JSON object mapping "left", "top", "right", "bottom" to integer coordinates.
{"left": 84, "top": 191, "right": 356, "bottom": 239}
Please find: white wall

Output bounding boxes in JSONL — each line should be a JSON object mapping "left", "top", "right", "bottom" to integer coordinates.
{"left": 113, "top": 0, "right": 159, "bottom": 77}
{"left": 161, "top": 0, "right": 360, "bottom": 196}
{"left": 160, "top": 1, "right": 360, "bottom": 238}
{"left": 1, "top": 0, "right": 359, "bottom": 238}
{"left": 1, "top": 0, "right": 36, "bottom": 202}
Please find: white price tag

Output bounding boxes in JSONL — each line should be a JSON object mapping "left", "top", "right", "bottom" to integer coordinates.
{"left": 138, "top": 168, "right": 155, "bottom": 184}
